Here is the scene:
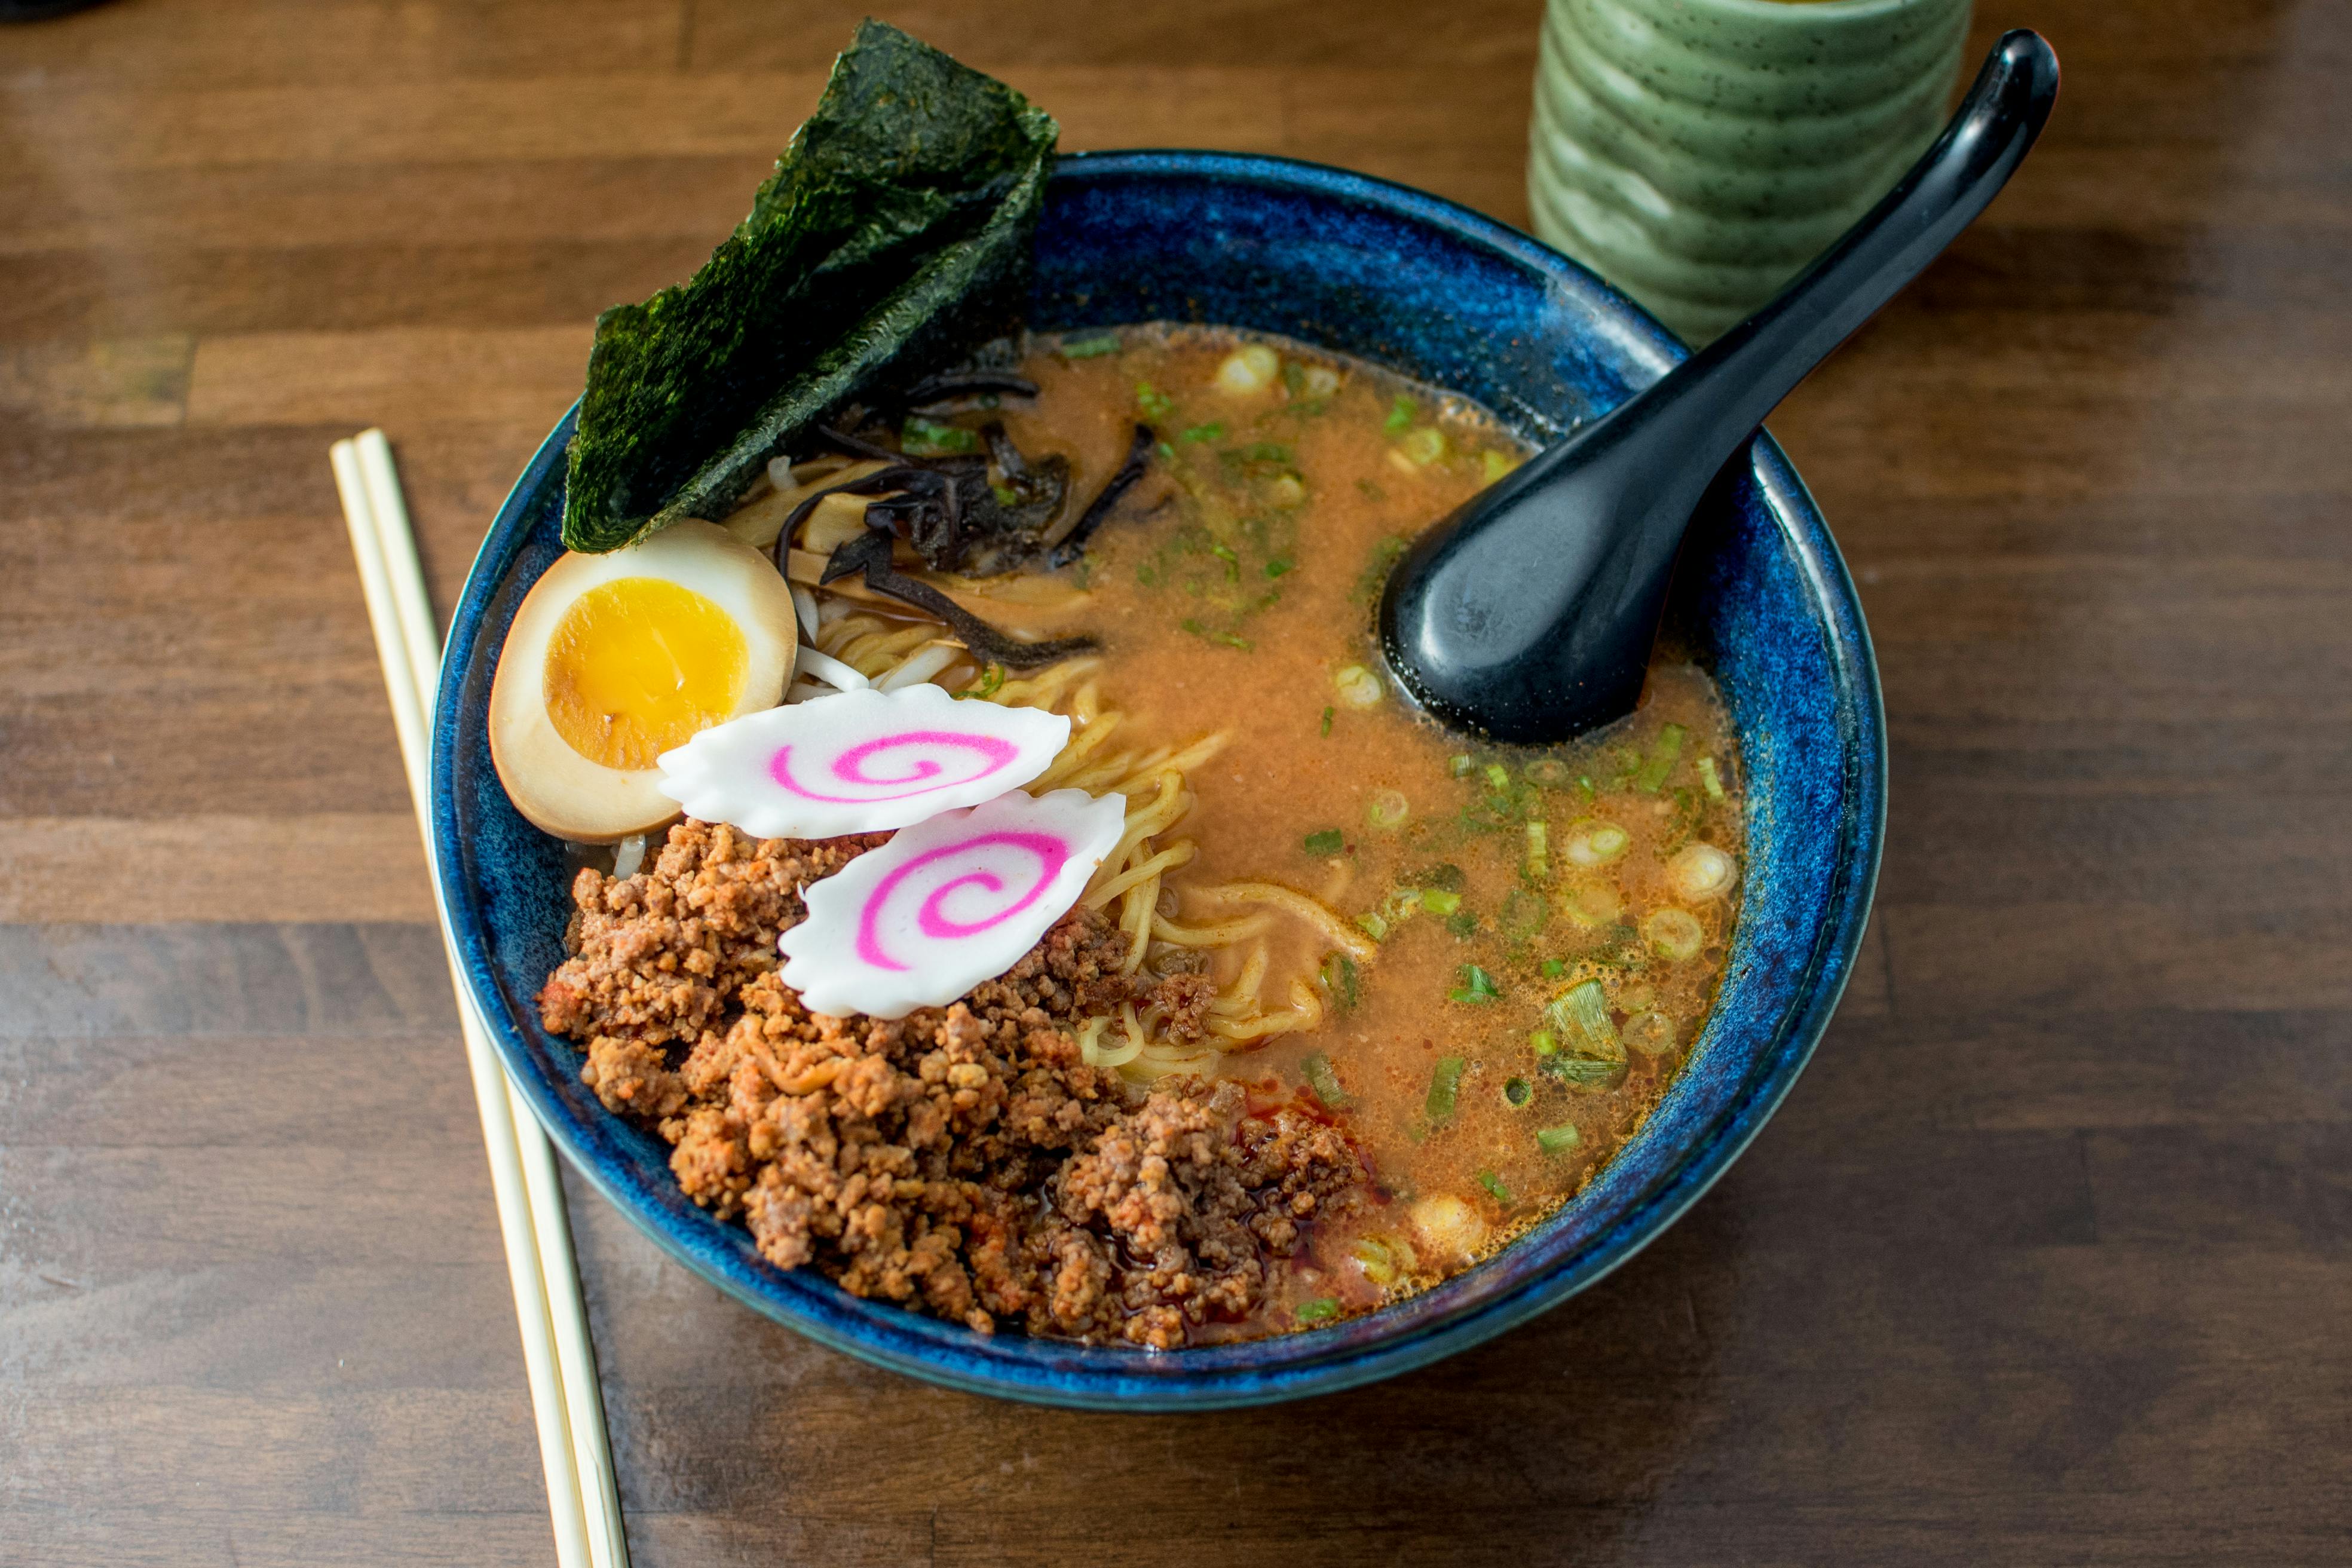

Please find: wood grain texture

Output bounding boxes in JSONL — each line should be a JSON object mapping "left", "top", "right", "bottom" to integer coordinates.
{"left": 3, "top": 1, "right": 2347, "bottom": 1564}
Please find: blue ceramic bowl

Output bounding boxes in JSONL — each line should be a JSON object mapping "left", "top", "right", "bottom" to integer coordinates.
{"left": 431, "top": 149, "right": 1884, "bottom": 1410}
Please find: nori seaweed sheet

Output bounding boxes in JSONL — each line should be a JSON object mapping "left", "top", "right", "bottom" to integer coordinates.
{"left": 562, "top": 20, "right": 1058, "bottom": 552}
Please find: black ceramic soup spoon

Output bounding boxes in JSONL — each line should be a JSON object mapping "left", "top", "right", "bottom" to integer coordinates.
{"left": 1379, "top": 29, "right": 2061, "bottom": 743}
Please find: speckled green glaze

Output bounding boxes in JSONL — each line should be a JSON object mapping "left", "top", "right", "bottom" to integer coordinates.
{"left": 1530, "top": 0, "right": 1971, "bottom": 341}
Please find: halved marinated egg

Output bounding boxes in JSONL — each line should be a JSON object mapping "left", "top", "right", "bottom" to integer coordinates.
{"left": 488, "top": 520, "right": 797, "bottom": 841}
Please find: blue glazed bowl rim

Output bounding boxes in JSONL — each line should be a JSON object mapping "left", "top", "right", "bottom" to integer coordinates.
{"left": 431, "top": 148, "right": 1885, "bottom": 1411}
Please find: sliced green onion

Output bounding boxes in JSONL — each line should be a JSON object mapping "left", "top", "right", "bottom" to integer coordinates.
{"left": 1483, "top": 762, "right": 1511, "bottom": 790}
{"left": 1481, "top": 449, "right": 1518, "bottom": 484}
{"left": 1413, "top": 862, "right": 1468, "bottom": 892}
{"left": 1425, "top": 1055, "right": 1467, "bottom": 1119}
{"left": 1644, "top": 907, "right": 1706, "bottom": 961}
{"left": 1319, "top": 705, "right": 1334, "bottom": 736}
{"left": 1668, "top": 843, "right": 1735, "bottom": 901}
{"left": 1449, "top": 965, "right": 1500, "bottom": 1004}
{"left": 1539, "top": 959, "right": 1566, "bottom": 980}
{"left": 1529, "top": 1028, "right": 1558, "bottom": 1056}
{"left": 1563, "top": 818, "right": 1631, "bottom": 868}
{"left": 1355, "top": 911, "right": 1389, "bottom": 941}
{"left": 1524, "top": 820, "right": 1550, "bottom": 881}
{"left": 1399, "top": 425, "right": 1447, "bottom": 466}
{"left": 1321, "top": 953, "right": 1361, "bottom": 1013}
{"left": 1541, "top": 980, "right": 1627, "bottom": 1091}
{"left": 1537, "top": 1124, "right": 1582, "bottom": 1154}
{"left": 1366, "top": 789, "right": 1410, "bottom": 829}
{"left": 1624, "top": 1010, "right": 1677, "bottom": 1056}
{"left": 1503, "top": 1077, "right": 1533, "bottom": 1108}
{"left": 1215, "top": 344, "right": 1280, "bottom": 394}
{"left": 1499, "top": 887, "right": 1548, "bottom": 942}
{"left": 1265, "top": 556, "right": 1295, "bottom": 578}
{"left": 1420, "top": 889, "right": 1462, "bottom": 917}
{"left": 1382, "top": 887, "right": 1425, "bottom": 923}
{"left": 1445, "top": 909, "right": 1478, "bottom": 939}
{"left": 1698, "top": 755, "right": 1726, "bottom": 800}
{"left": 1179, "top": 421, "right": 1224, "bottom": 443}
{"left": 1349, "top": 1236, "right": 1406, "bottom": 1287}
{"left": 1135, "top": 381, "right": 1175, "bottom": 420}
{"left": 1302, "top": 1052, "right": 1349, "bottom": 1108}
{"left": 1476, "top": 1170, "right": 1514, "bottom": 1205}
{"left": 1295, "top": 1297, "right": 1341, "bottom": 1324}
{"left": 1633, "top": 722, "right": 1688, "bottom": 793}
{"left": 1449, "top": 754, "right": 1474, "bottom": 777}
{"left": 1304, "top": 828, "right": 1345, "bottom": 857}
{"left": 1385, "top": 394, "right": 1416, "bottom": 434}
{"left": 1557, "top": 880, "right": 1621, "bottom": 929}
{"left": 1525, "top": 759, "right": 1572, "bottom": 788}
{"left": 902, "top": 416, "right": 979, "bottom": 456}
{"left": 1333, "top": 664, "right": 1384, "bottom": 709}
{"left": 1547, "top": 979, "right": 1619, "bottom": 1054}
{"left": 1059, "top": 330, "right": 1122, "bottom": 359}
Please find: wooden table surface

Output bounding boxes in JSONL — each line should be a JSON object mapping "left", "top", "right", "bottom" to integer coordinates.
{"left": 5, "top": 1, "right": 2347, "bottom": 1563}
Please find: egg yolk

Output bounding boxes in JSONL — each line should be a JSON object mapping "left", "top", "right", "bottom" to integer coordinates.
{"left": 543, "top": 577, "right": 748, "bottom": 769}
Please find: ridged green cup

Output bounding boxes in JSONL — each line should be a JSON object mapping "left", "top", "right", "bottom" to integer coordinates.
{"left": 1529, "top": 0, "right": 1973, "bottom": 342}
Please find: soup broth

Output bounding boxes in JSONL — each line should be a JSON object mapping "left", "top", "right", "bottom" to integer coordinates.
{"left": 979, "top": 329, "right": 1742, "bottom": 1326}
{"left": 528, "top": 324, "right": 1743, "bottom": 1345}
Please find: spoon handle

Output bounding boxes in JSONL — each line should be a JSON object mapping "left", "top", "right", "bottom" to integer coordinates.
{"left": 1647, "top": 30, "right": 2062, "bottom": 456}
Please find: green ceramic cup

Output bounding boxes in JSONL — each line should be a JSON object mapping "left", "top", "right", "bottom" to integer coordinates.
{"left": 1529, "top": 0, "right": 1973, "bottom": 342}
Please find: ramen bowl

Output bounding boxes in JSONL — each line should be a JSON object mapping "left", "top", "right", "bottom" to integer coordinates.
{"left": 430, "top": 149, "right": 1885, "bottom": 1410}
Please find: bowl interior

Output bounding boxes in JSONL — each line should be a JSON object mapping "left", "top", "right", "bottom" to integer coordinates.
{"left": 431, "top": 150, "right": 1884, "bottom": 1410}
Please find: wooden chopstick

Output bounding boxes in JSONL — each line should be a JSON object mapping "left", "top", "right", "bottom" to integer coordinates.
{"left": 330, "top": 430, "right": 630, "bottom": 1568}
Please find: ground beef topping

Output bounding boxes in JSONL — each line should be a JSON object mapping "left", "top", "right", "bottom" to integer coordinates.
{"left": 537, "top": 817, "right": 1365, "bottom": 1348}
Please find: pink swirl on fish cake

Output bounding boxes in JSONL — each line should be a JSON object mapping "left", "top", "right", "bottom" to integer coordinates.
{"left": 768, "top": 729, "right": 1019, "bottom": 804}
{"left": 779, "top": 788, "right": 1128, "bottom": 1019}
{"left": 656, "top": 682, "right": 1069, "bottom": 839}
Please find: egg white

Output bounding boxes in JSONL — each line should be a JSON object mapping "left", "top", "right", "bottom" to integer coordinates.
{"left": 488, "top": 519, "right": 798, "bottom": 843}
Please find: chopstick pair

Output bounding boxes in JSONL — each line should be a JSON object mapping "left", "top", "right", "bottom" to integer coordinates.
{"left": 330, "top": 430, "right": 630, "bottom": 1568}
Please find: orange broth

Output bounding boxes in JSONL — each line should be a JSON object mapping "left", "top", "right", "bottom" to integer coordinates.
{"left": 961, "top": 326, "right": 1746, "bottom": 1329}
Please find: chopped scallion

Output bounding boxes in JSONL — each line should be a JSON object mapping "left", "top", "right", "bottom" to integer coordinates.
{"left": 1500, "top": 887, "right": 1548, "bottom": 942}
{"left": 1304, "top": 828, "right": 1345, "bottom": 857}
{"left": 1302, "top": 1052, "right": 1348, "bottom": 1108}
{"left": 1537, "top": 1124, "right": 1582, "bottom": 1154}
{"left": 1382, "top": 887, "right": 1425, "bottom": 923}
{"left": 1644, "top": 907, "right": 1706, "bottom": 961}
{"left": 1698, "top": 755, "right": 1726, "bottom": 800}
{"left": 1420, "top": 889, "right": 1462, "bottom": 916}
{"left": 1449, "top": 964, "right": 1500, "bottom": 1004}
{"left": 1445, "top": 910, "right": 1478, "bottom": 939}
{"left": 1179, "top": 421, "right": 1224, "bottom": 443}
{"left": 1321, "top": 953, "right": 1361, "bottom": 1013}
{"left": 1633, "top": 722, "right": 1688, "bottom": 793}
{"left": 1136, "top": 381, "right": 1175, "bottom": 420}
{"left": 1546, "top": 979, "right": 1622, "bottom": 1060}
{"left": 1449, "top": 754, "right": 1474, "bottom": 777}
{"left": 1366, "top": 789, "right": 1410, "bottom": 829}
{"left": 1399, "top": 425, "right": 1448, "bottom": 466}
{"left": 1477, "top": 1170, "right": 1514, "bottom": 1205}
{"left": 901, "top": 416, "right": 978, "bottom": 456}
{"left": 1483, "top": 762, "right": 1511, "bottom": 790}
{"left": 1385, "top": 394, "right": 1416, "bottom": 434}
{"left": 1425, "top": 1055, "right": 1467, "bottom": 1119}
{"left": 1295, "top": 1297, "right": 1340, "bottom": 1324}
{"left": 1529, "top": 1028, "right": 1558, "bottom": 1056}
{"left": 1503, "top": 1077, "right": 1533, "bottom": 1108}
{"left": 1059, "top": 330, "right": 1122, "bottom": 359}
{"left": 1524, "top": 820, "right": 1550, "bottom": 881}
{"left": 1333, "top": 664, "right": 1385, "bottom": 709}
{"left": 1355, "top": 911, "right": 1389, "bottom": 941}
{"left": 1539, "top": 959, "right": 1566, "bottom": 979}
